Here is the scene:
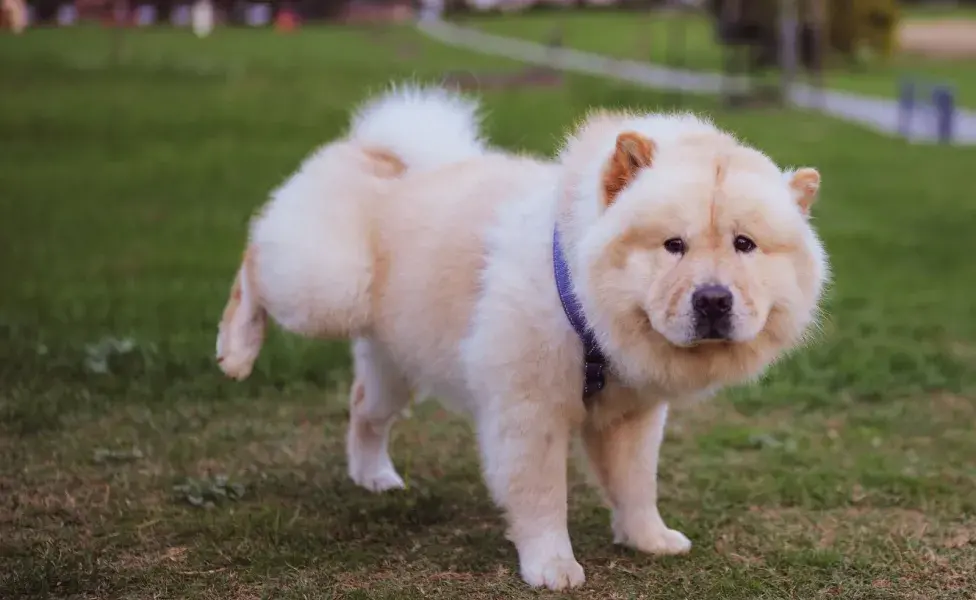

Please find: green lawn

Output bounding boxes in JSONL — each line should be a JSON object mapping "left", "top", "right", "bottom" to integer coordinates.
{"left": 906, "top": 4, "right": 976, "bottom": 20}
{"left": 2, "top": 25, "right": 976, "bottom": 599}
{"left": 471, "top": 11, "right": 976, "bottom": 109}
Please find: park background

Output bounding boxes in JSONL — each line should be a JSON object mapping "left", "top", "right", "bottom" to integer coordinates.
{"left": 2, "top": 0, "right": 976, "bottom": 598}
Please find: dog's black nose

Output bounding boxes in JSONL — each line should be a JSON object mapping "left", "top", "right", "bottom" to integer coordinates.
{"left": 692, "top": 285, "right": 733, "bottom": 318}
{"left": 692, "top": 285, "right": 733, "bottom": 340}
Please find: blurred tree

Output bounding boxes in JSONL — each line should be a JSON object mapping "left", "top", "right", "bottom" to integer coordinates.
{"left": 707, "top": 0, "right": 899, "bottom": 70}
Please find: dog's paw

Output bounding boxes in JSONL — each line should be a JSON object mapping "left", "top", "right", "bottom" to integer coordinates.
{"left": 614, "top": 525, "right": 692, "bottom": 556}
{"left": 520, "top": 556, "right": 585, "bottom": 590}
{"left": 351, "top": 467, "right": 405, "bottom": 493}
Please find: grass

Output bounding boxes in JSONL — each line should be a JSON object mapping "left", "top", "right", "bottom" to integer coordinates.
{"left": 2, "top": 24, "right": 976, "bottom": 599}
{"left": 906, "top": 4, "right": 976, "bottom": 20}
{"left": 470, "top": 10, "right": 976, "bottom": 109}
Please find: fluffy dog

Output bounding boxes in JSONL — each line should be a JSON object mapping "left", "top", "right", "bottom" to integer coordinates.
{"left": 216, "top": 85, "right": 828, "bottom": 590}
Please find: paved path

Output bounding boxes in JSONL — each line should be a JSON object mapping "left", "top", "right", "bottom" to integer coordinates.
{"left": 417, "top": 18, "right": 976, "bottom": 145}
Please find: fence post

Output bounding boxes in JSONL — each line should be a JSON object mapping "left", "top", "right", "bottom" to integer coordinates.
{"left": 931, "top": 85, "right": 955, "bottom": 145}
{"left": 778, "top": 0, "right": 799, "bottom": 106}
{"left": 898, "top": 78, "right": 916, "bottom": 140}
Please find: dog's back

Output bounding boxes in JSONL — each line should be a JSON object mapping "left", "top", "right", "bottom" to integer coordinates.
{"left": 216, "top": 86, "right": 510, "bottom": 380}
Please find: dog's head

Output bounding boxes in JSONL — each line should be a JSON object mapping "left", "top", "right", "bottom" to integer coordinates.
{"left": 560, "top": 113, "right": 828, "bottom": 394}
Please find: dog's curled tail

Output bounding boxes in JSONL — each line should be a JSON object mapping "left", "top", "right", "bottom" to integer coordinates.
{"left": 347, "top": 84, "right": 487, "bottom": 173}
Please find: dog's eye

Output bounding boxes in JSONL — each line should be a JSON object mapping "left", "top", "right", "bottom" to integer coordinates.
{"left": 733, "top": 235, "right": 757, "bottom": 253}
{"left": 663, "top": 238, "right": 686, "bottom": 255}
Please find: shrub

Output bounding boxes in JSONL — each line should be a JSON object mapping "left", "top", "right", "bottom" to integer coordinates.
{"left": 707, "top": 0, "right": 900, "bottom": 68}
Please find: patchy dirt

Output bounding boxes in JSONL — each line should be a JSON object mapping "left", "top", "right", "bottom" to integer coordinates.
{"left": 899, "top": 19, "right": 976, "bottom": 58}
{"left": 441, "top": 66, "right": 564, "bottom": 91}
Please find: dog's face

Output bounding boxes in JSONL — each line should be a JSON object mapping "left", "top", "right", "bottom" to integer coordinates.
{"left": 574, "top": 130, "right": 828, "bottom": 392}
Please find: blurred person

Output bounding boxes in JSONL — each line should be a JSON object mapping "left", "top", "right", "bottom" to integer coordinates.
{"left": 191, "top": 0, "right": 213, "bottom": 36}
{"left": 2, "top": 0, "right": 28, "bottom": 33}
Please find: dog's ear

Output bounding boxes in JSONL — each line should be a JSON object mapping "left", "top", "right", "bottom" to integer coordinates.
{"left": 787, "top": 168, "right": 821, "bottom": 216}
{"left": 603, "top": 131, "right": 655, "bottom": 207}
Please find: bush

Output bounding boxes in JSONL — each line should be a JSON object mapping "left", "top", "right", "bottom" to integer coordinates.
{"left": 826, "top": 0, "right": 900, "bottom": 61}
{"left": 707, "top": 0, "right": 900, "bottom": 68}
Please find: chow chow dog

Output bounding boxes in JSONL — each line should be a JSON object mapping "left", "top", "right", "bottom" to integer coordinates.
{"left": 216, "top": 85, "right": 828, "bottom": 590}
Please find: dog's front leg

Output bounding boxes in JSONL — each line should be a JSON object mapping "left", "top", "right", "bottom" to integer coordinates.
{"left": 582, "top": 401, "right": 691, "bottom": 555}
{"left": 477, "top": 399, "right": 584, "bottom": 591}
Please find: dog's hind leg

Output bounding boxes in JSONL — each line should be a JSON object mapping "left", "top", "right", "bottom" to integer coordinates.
{"left": 346, "top": 337, "right": 411, "bottom": 492}
{"left": 216, "top": 247, "right": 267, "bottom": 380}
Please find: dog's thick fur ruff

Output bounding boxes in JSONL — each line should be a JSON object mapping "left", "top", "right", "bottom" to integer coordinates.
{"left": 216, "top": 85, "right": 828, "bottom": 590}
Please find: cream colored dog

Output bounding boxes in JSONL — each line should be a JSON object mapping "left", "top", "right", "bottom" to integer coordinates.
{"left": 216, "top": 85, "right": 828, "bottom": 590}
